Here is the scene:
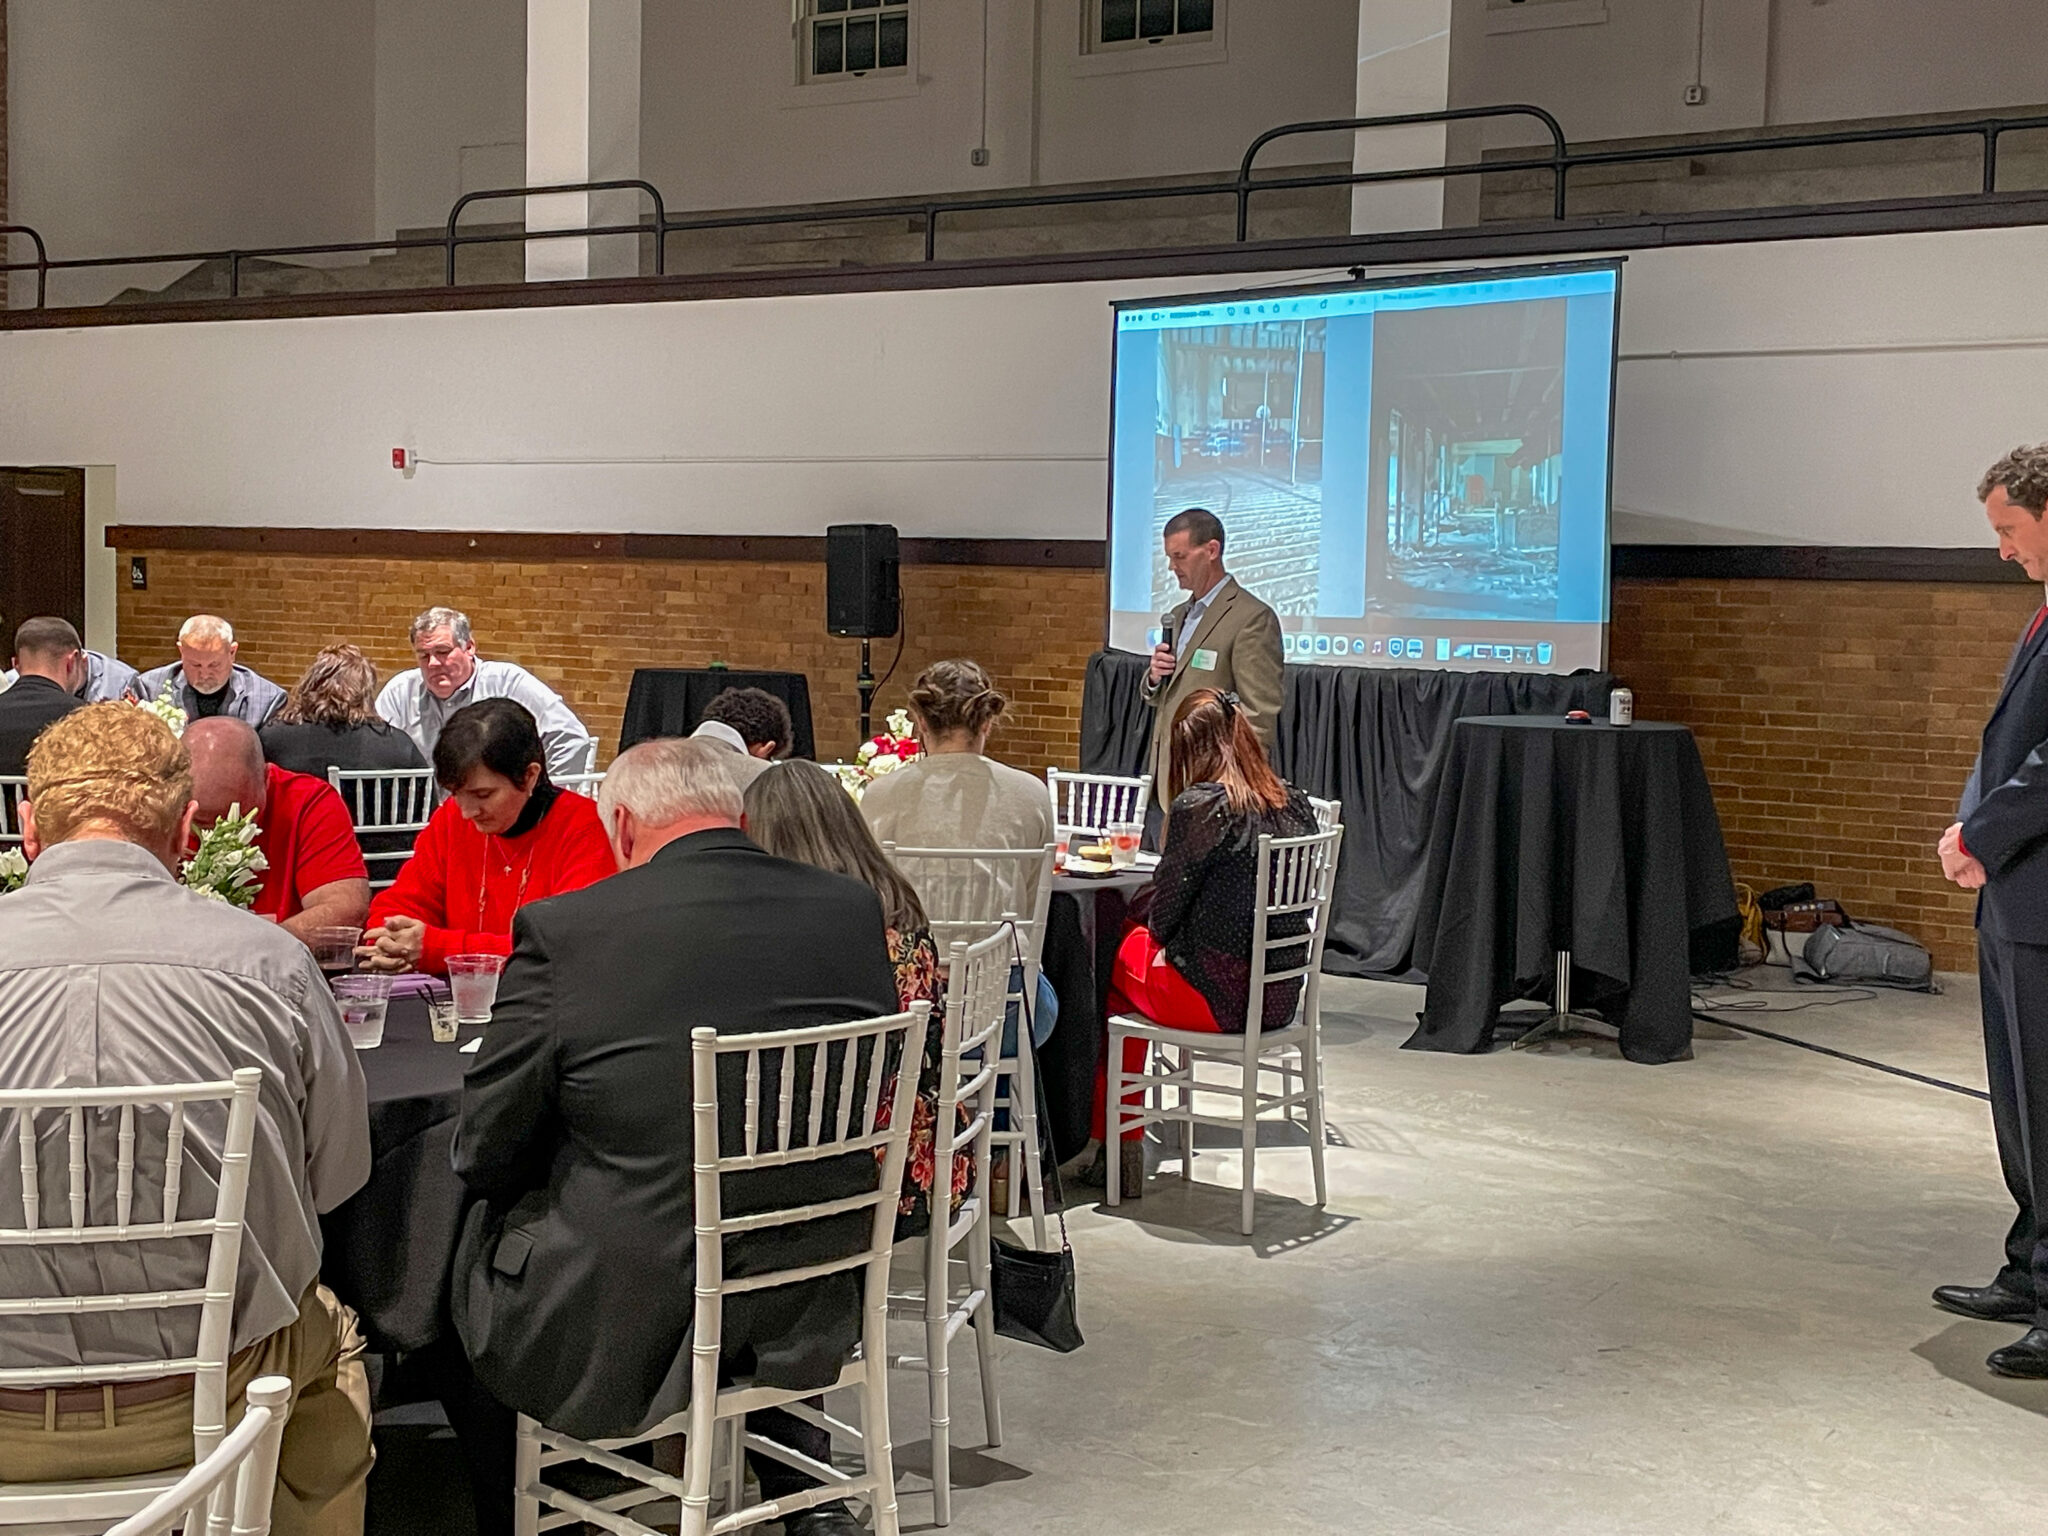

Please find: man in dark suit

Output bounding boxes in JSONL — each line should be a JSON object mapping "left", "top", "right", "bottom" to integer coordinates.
{"left": 1935, "top": 443, "right": 2048, "bottom": 1377}
{"left": 0, "top": 617, "right": 88, "bottom": 776}
{"left": 453, "top": 736, "right": 899, "bottom": 1536}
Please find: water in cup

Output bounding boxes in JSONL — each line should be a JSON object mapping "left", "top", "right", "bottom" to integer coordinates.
{"left": 448, "top": 954, "right": 505, "bottom": 1024}
{"left": 332, "top": 976, "right": 391, "bottom": 1049}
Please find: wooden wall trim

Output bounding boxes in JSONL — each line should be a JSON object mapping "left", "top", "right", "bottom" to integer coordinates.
{"left": 104, "top": 524, "right": 1109, "bottom": 569}
{"left": 1612, "top": 544, "right": 2026, "bottom": 583}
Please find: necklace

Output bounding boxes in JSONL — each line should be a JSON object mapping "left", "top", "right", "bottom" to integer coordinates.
{"left": 478, "top": 830, "right": 537, "bottom": 925}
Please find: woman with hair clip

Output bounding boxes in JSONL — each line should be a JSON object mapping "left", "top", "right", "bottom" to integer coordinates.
{"left": 361, "top": 697, "right": 615, "bottom": 975}
{"left": 858, "top": 657, "right": 1055, "bottom": 853}
{"left": 1086, "top": 686, "right": 1318, "bottom": 1191}
{"left": 744, "top": 759, "right": 973, "bottom": 1234}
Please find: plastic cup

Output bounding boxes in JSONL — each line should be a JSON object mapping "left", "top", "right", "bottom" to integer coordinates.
{"left": 448, "top": 954, "right": 506, "bottom": 1024}
{"left": 333, "top": 974, "right": 392, "bottom": 1049}
{"left": 309, "top": 926, "right": 362, "bottom": 975}
{"left": 1109, "top": 822, "right": 1142, "bottom": 868}
{"left": 427, "top": 993, "right": 461, "bottom": 1044}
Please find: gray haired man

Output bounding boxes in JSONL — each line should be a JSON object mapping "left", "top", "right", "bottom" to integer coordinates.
{"left": 376, "top": 606, "right": 595, "bottom": 780}
{"left": 136, "top": 615, "right": 287, "bottom": 726}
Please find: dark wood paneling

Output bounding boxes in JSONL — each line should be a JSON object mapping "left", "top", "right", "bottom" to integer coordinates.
{"left": 105, "top": 525, "right": 1107, "bottom": 569}
{"left": 1612, "top": 544, "right": 2026, "bottom": 583}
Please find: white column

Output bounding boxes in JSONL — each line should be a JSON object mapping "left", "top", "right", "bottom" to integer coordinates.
{"left": 526, "top": 0, "right": 642, "bottom": 282}
{"left": 1351, "top": 0, "right": 1455, "bottom": 235}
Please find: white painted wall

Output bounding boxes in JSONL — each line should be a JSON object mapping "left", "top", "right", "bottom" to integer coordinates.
{"left": 1, "top": 226, "right": 2043, "bottom": 572}
{"left": 5, "top": 0, "right": 377, "bottom": 307}
{"left": 1450, "top": 0, "right": 2048, "bottom": 149}
{"left": 373, "top": 0, "right": 526, "bottom": 237}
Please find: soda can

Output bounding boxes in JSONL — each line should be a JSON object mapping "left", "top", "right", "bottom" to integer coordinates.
{"left": 1609, "top": 687, "right": 1635, "bottom": 727}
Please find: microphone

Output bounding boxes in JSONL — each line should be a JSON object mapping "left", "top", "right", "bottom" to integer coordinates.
{"left": 1160, "top": 611, "right": 1177, "bottom": 654}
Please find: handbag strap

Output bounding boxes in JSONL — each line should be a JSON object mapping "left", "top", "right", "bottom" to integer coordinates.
{"left": 1004, "top": 918, "right": 1073, "bottom": 1257}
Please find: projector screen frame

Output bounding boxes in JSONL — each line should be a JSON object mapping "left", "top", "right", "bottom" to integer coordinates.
{"left": 1101, "top": 256, "right": 1625, "bottom": 675}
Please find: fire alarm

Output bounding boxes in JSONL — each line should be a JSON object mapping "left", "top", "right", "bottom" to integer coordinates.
{"left": 391, "top": 446, "right": 417, "bottom": 479}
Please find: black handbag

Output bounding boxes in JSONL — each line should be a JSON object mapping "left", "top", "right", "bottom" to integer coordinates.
{"left": 986, "top": 921, "right": 1085, "bottom": 1353}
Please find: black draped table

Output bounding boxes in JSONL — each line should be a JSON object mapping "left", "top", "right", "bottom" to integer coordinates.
{"left": 1407, "top": 717, "right": 1740, "bottom": 1064}
{"left": 322, "top": 995, "right": 480, "bottom": 1352}
{"left": 1040, "top": 866, "right": 1153, "bottom": 1163}
{"left": 1079, "top": 650, "right": 1613, "bottom": 977}
{"left": 618, "top": 668, "right": 816, "bottom": 759}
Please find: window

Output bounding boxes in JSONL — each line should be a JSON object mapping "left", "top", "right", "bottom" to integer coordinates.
{"left": 1092, "top": 0, "right": 1214, "bottom": 50}
{"left": 805, "top": 0, "right": 911, "bottom": 80}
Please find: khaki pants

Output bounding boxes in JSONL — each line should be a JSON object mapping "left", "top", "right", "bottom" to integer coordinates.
{"left": 0, "top": 1283, "right": 373, "bottom": 1536}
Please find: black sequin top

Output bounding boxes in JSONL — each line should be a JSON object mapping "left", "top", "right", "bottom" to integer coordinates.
{"left": 1149, "top": 782, "right": 1320, "bottom": 1034}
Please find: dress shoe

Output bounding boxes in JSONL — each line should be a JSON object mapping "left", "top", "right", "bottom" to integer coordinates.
{"left": 782, "top": 1503, "right": 865, "bottom": 1536}
{"left": 1933, "top": 1281, "right": 2036, "bottom": 1323}
{"left": 1987, "top": 1327, "right": 2048, "bottom": 1379}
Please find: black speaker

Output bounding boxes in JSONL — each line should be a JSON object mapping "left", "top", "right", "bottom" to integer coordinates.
{"left": 826, "top": 523, "right": 900, "bottom": 638}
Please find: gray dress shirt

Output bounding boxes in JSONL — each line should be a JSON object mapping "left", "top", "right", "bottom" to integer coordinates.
{"left": 0, "top": 652, "right": 137, "bottom": 703}
{"left": 0, "top": 841, "right": 370, "bottom": 1362}
{"left": 377, "top": 659, "right": 596, "bottom": 779}
{"left": 135, "top": 662, "right": 288, "bottom": 727}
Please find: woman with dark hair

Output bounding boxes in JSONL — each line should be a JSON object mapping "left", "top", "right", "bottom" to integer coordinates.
{"left": 743, "top": 760, "right": 972, "bottom": 1233}
{"left": 858, "top": 658, "right": 1054, "bottom": 853}
{"left": 361, "top": 697, "right": 615, "bottom": 974}
{"left": 1088, "top": 687, "right": 1319, "bottom": 1187}
{"left": 260, "top": 643, "right": 426, "bottom": 778}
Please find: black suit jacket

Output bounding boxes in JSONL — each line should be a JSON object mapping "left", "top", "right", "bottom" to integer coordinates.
{"left": 0, "top": 675, "right": 85, "bottom": 777}
{"left": 1962, "top": 607, "right": 2048, "bottom": 944}
{"left": 450, "top": 827, "right": 901, "bottom": 1441}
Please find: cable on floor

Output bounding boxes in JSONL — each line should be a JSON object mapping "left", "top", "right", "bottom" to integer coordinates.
{"left": 1689, "top": 1001, "right": 1989, "bottom": 1103}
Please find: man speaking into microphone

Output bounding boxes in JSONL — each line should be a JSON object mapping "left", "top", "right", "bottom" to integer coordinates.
{"left": 1141, "top": 508, "right": 1284, "bottom": 836}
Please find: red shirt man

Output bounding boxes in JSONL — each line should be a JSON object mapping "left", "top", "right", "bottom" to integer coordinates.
{"left": 251, "top": 764, "right": 370, "bottom": 923}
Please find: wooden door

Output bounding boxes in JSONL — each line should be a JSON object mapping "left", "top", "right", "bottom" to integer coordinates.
{"left": 0, "top": 468, "right": 87, "bottom": 639}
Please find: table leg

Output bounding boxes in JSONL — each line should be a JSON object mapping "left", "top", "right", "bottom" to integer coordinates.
{"left": 1510, "top": 949, "right": 1617, "bottom": 1050}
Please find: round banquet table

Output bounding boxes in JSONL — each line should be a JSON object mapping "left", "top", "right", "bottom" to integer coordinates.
{"left": 1039, "top": 861, "right": 1155, "bottom": 1161}
{"left": 1406, "top": 716, "right": 1740, "bottom": 1064}
{"left": 321, "top": 992, "right": 483, "bottom": 1354}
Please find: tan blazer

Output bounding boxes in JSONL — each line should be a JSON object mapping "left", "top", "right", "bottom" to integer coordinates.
{"left": 1141, "top": 576, "right": 1285, "bottom": 809}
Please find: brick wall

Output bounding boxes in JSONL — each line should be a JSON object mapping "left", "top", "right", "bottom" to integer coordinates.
{"left": 1610, "top": 578, "right": 2037, "bottom": 970}
{"left": 114, "top": 544, "right": 2025, "bottom": 969}
{"left": 113, "top": 548, "right": 1107, "bottom": 776}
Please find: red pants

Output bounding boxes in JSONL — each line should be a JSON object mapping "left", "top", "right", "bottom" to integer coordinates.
{"left": 1094, "top": 926, "right": 1223, "bottom": 1142}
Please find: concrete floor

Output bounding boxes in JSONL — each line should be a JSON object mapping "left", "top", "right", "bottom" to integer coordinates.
{"left": 878, "top": 968, "right": 2048, "bottom": 1536}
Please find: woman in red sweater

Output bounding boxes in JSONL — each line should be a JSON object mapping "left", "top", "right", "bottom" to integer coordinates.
{"left": 362, "top": 697, "right": 615, "bottom": 975}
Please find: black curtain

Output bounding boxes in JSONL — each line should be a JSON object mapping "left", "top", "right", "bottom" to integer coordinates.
{"left": 1078, "top": 650, "right": 1613, "bottom": 978}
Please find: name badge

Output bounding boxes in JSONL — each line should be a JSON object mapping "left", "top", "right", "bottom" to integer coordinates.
{"left": 1191, "top": 647, "right": 1219, "bottom": 672}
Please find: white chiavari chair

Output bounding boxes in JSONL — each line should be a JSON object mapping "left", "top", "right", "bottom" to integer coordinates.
{"left": 326, "top": 766, "right": 436, "bottom": 889}
{"left": 1043, "top": 769, "right": 1151, "bottom": 846}
{"left": 102, "top": 1377, "right": 292, "bottom": 1536}
{"left": 514, "top": 1006, "right": 924, "bottom": 1536}
{"left": 880, "top": 844, "right": 1056, "bottom": 1247}
{"left": 1308, "top": 795, "right": 1342, "bottom": 833}
{"left": 0, "top": 1069, "right": 264, "bottom": 1533}
{"left": 0, "top": 774, "right": 29, "bottom": 850}
{"left": 886, "top": 931, "right": 1007, "bottom": 1526}
{"left": 1107, "top": 827, "right": 1344, "bottom": 1235}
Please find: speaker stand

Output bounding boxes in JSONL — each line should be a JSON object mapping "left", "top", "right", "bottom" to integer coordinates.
{"left": 857, "top": 637, "right": 876, "bottom": 743}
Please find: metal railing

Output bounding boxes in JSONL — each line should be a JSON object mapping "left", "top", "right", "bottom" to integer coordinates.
{"left": 4, "top": 106, "right": 2046, "bottom": 311}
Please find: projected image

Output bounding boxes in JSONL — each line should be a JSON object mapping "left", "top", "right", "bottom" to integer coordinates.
{"left": 1149, "top": 320, "right": 1326, "bottom": 619}
{"left": 1107, "top": 264, "right": 1618, "bottom": 675}
{"left": 1368, "top": 301, "right": 1566, "bottom": 622}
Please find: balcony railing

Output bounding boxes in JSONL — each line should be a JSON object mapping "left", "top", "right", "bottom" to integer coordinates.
{"left": 5, "top": 106, "right": 2046, "bottom": 311}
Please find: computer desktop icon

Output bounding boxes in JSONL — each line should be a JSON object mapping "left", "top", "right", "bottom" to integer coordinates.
{"left": 1473, "top": 645, "right": 1494, "bottom": 661}
{"left": 1436, "top": 638, "right": 1451, "bottom": 661}
{"left": 1404, "top": 639, "right": 1424, "bottom": 659}
{"left": 1282, "top": 633, "right": 1296, "bottom": 656}
{"left": 1537, "top": 642, "right": 1554, "bottom": 665}
{"left": 1369, "top": 639, "right": 1386, "bottom": 657}
{"left": 1314, "top": 634, "right": 1332, "bottom": 655}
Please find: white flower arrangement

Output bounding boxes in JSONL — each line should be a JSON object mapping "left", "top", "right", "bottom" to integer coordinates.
{"left": 0, "top": 848, "right": 28, "bottom": 895}
{"left": 138, "top": 687, "right": 189, "bottom": 738}
{"left": 837, "top": 709, "right": 921, "bottom": 802}
{"left": 181, "top": 805, "right": 268, "bottom": 908}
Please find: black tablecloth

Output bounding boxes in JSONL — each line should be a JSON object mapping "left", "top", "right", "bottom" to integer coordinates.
{"left": 618, "top": 669, "right": 816, "bottom": 759}
{"left": 1078, "top": 650, "right": 1612, "bottom": 977}
{"left": 321, "top": 996, "right": 480, "bottom": 1354}
{"left": 1039, "top": 870, "right": 1152, "bottom": 1162}
{"left": 1407, "top": 717, "right": 1740, "bottom": 1064}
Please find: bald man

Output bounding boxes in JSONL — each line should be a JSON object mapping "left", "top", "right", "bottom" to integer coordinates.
{"left": 186, "top": 718, "right": 369, "bottom": 943}
{"left": 138, "top": 615, "right": 286, "bottom": 726}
